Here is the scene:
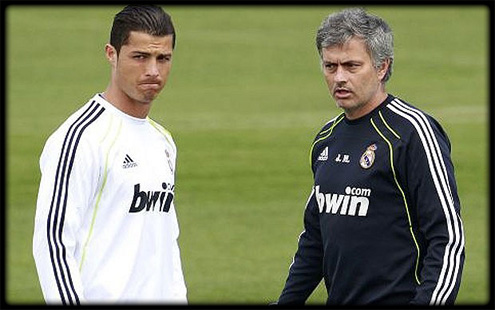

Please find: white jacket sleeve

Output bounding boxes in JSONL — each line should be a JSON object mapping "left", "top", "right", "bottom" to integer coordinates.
{"left": 171, "top": 203, "right": 187, "bottom": 304}
{"left": 33, "top": 130, "right": 100, "bottom": 305}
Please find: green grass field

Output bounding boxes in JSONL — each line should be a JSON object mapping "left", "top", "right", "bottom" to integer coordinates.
{"left": 6, "top": 5, "right": 489, "bottom": 305}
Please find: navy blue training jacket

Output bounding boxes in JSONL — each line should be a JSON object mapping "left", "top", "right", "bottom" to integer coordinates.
{"left": 278, "top": 94, "right": 465, "bottom": 305}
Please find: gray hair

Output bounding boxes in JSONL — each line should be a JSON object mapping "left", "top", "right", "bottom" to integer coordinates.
{"left": 316, "top": 8, "right": 394, "bottom": 82}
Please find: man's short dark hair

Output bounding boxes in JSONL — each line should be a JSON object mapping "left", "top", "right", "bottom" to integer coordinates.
{"left": 110, "top": 5, "right": 176, "bottom": 54}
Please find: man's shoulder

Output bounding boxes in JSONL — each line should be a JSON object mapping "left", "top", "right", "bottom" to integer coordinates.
{"left": 313, "top": 113, "right": 345, "bottom": 142}
{"left": 382, "top": 96, "right": 447, "bottom": 142}
{"left": 147, "top": 117, "right": 177, "bottom": 151}
{"left": 44, "top": 96, "right": 108, "bottom": 147}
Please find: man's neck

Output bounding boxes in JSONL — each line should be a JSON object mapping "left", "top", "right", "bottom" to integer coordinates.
{"left": 344, "top": 89, "right": 388, "bottom": 120}
{"left": 102, "top": 87, "right": 151, "bottom": 119}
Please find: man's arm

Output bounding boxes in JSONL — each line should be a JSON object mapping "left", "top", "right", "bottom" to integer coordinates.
{"left": 400, "top": 113, "right": 465, "bottom": 305}
{"left": 277, "top": 188, "right": 324, "bottom": 304}
{"left": 33, "top": 131, "right": 99, "bottom": 304}
{"left": 169, "top": 203, "right": 188, "bottom": 304}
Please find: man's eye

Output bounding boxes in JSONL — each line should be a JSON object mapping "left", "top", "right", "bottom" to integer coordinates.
{"left": 325, "top": 64, "right": 336, "bottom": 71}
{"left": 158, "top": 55, "right": 172, "bottom": 62}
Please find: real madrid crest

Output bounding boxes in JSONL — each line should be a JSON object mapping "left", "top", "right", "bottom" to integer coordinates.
{"left": 360, "top": 144, "right": 377, "bottom": 169}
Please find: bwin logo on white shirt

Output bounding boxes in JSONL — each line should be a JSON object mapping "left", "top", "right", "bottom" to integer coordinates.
{"left": 318, "top": 147, "right": 329, "bottom": 161}
{"left": 315, "top": 185, "right": 370, "bottom": 217}
{"left": 129, "top": 182, "right": 174, "bottom": 213}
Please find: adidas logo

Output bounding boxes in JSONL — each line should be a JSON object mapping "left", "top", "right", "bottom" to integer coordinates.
{"left": 123, "top": 154, "right": 138, "bottom": 169}
{"left": 318, "top": 147, "right": 329, "bottom": 161}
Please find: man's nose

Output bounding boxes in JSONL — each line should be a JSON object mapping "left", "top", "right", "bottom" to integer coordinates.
{"left": 334, "top": 66, "right": 347, "bottom": 83}
{"left": 146, "top": 60, "right": 160, "bottom": 77}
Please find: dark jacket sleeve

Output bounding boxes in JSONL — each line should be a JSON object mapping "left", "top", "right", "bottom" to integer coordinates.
{"left": 399, "top": 116, "right": 465, "bottom": 305}
{"left": 278, "top": 189, "right": 324, "bottom": 304}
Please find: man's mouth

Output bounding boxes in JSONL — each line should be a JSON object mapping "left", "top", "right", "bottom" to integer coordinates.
{"left": 139, "top": 82, "right": 161, "bottom": 90}
{"left": 334, "top": 88, "right": 352, "bottom": 98}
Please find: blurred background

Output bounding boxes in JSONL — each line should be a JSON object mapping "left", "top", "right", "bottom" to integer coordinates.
{"left": 5, "top": 5, "right": 489, "bottom": 305}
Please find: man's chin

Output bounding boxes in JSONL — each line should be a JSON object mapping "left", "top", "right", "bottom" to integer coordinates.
{"left": 334, "top": 99, "right": 353, "bottom": 109}
{"left": 140, "top": 92, "right": 160, "bottom": 104}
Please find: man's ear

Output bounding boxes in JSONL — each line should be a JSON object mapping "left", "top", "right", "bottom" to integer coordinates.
{"left": 105, "top": 44, "right": 117, "bottom": 67}
{"left": 377, "top": 58, "right": 390, "bottom": 81}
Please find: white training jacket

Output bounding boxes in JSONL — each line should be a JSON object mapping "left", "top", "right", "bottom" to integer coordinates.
{"left": 33, "top": 94, "right": 187, "bottom": 305}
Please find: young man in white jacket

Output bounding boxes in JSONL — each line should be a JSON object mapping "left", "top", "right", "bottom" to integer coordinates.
{"left": 33, "top": 5, "right": 187, "bottom": 304}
